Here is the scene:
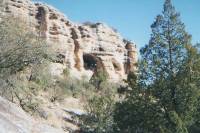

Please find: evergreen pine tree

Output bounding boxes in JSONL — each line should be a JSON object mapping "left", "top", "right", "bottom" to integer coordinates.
{"left": 114, "top": 0, "right": 200, "bottom": 132}
{"left": 140, "top": 0, "right": 200, "bottom": 132}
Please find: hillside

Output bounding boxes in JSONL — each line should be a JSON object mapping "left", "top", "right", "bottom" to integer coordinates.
{"left": 0, "top": 0, "right": 138, "bottom": 132}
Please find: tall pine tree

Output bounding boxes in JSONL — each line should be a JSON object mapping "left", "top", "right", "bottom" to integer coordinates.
{"left": 140, "top": 0, "right": 200, "bottom": 132}
{"left": 114, "top": 0, "right": 200, "bottom": 132}
{"left": 140, "top": 0, "right": 191, "bottom": 84}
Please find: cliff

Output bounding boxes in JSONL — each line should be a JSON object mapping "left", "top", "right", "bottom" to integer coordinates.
{"left": 2, "top": 0, "right": 137, "bottom": 81}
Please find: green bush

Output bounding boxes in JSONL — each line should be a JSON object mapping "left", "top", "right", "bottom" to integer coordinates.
{"left": 1, "top": 74, "right": 40, "bottom": 114}
{"left": 0, "top": 16, "right": 46, "bottom": 78}
{"left": 90, "top": 69, "right": 108, "bottom": 90}
{"left": 80, "top": 86, "right": 116, "bottom": 133}
{"left": 31, "top": 63, "right": 54, "bottom": 90}
{"left": 63, "top": 67, "right": 70, "bottom": 77}
{"left": 0, "top": 16, "right": 47, "bottom": 114}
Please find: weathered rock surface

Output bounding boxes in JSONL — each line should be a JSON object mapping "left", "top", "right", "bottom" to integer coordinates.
{"left": 0, "top": 96, "right": 65, "bottom": 133}
{"left": 2, "top": 0, "right": 137, "bottom": 81}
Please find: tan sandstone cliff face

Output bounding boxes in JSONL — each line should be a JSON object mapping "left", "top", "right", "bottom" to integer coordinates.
{"left": 3, "top": 0, "right": 137, "bottom": 81}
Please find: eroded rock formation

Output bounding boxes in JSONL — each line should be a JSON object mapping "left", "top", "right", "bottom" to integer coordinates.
{"left": 2, "top": 0, "right": 137, "bottom": 81}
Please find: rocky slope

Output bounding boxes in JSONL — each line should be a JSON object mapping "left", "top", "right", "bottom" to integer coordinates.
{"left": 2, "top": 0, "right": 137, "bottom": 81}
{"left": 0, "top": 96, "right": 66, "bottom": 133}
{"left": 0, "top": 94, "right": 88, "bottom": 133}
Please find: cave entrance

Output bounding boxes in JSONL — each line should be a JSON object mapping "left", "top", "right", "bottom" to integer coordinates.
{"left": 83, "top": 54, "right": 101, "bottom": 71}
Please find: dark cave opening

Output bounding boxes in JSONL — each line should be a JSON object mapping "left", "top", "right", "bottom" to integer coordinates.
{"left": 36, "top": 7, "right": 46, "bottom": 23}
{"left": 83, "top": 54, "right": 98, "bottom": 71}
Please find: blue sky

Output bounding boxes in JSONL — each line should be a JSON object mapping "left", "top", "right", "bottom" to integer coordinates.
{"left": 37, "top": 0, "right": 200, "bottom": 50}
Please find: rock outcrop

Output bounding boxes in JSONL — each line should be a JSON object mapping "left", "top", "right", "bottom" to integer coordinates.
{"left": 0, "top": 96, "right": 65, "bottom": 133}
{"left": 2, "top": 0, "right": 137, "bottom": 81}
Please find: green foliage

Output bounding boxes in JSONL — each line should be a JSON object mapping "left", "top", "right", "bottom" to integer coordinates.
{"left": 139, "top": 0, "right": 200, "bottom": 131}
{"left": 140, "top": 0, "right": 191, "bottom": 84}
{"left": 63, "top": 67, "right": 70, "bottom": 77}
{"left": 187, "top": 44, "right": 200, "bottom": 132}
{"left": 49, "top": 83, "right": 67, "bottom": 102}
{"left": 0, "top": 16, "right": 46, "bottom": 113}
{"left": 189, "top": 99, "right": 200, "bottom": 133}
{"left": 0, "top": 73, "right": 40, "bottom": 114}
{"left": 114, "top": 91, "right": 167, "bottom": 133}
{"left": 90, "top": 69, "right": 108, "bottom": 90}
{"left": 0, "top": 16, "right": 46, "bottom": 78}
{"left": 80, "top": 88, "right": 116, "bottom": 133}
{"left": 31, "top": 63, "right": 53, "bottom": 90}
{"left": 52, "top": 77, "right": 82, "bottom": 100}
{"left": 126, "top": 71, "right": 137, "bottom": 89}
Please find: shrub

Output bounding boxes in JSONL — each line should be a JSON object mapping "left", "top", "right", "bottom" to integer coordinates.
{"left": 56, "top": 77, "right": 90, "bottom": 98}
{"left": 80, "top": 89, "right": 116, "bottom": 133}
{"left": 83, "top": 21, "right": 97, "bottom": 28}
{"left": 63, "top": 67, "right": 70, "bottom": 77}
{"left": 30, "top": 63, "right": 53, "bottom": 90}
{"left": 0, "top": 16, "right": 46, "bottom": 78}
{"left": 90, "top": 69, "right": 108, "bottom": 90}
{"left": 0, "top": 16, "right": 46, "bottom": 114}
{"left": 1, "top": 74, "right": 40, "bottom": 114}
